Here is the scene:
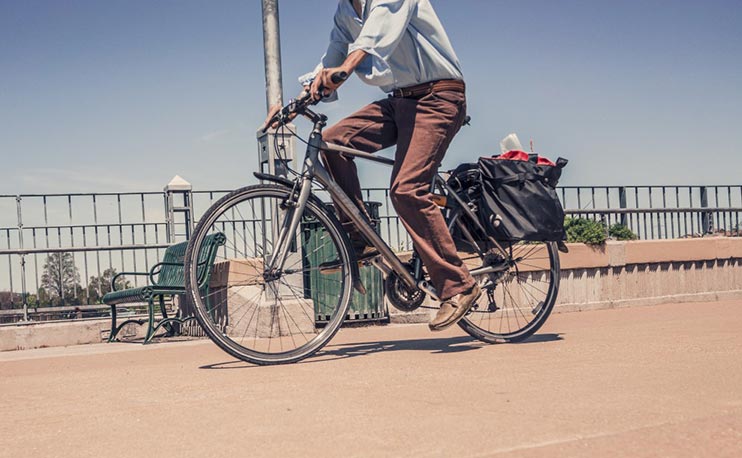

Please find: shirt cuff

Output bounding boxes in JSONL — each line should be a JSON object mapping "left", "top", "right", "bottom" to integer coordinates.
{"left": 298, "top": 63, "right": 321, "bottom": 86}
{"left": 298, "top": 66, "right": 339, "bottom": 103}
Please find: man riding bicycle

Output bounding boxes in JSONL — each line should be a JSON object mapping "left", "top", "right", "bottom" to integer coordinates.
{"left": 265, "top": 0, "right": 480, "bottom": 331}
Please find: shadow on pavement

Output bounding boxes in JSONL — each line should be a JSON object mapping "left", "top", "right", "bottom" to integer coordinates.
{"left": 199, "top": 332, "right": 563, "bottom": 369}
{"left": 515, "top": 333, "right": 563, "bottom": 344}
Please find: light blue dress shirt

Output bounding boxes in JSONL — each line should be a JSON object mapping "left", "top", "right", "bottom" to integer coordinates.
{"left": 299, "top": 0, "right": 464, "bottom": 98}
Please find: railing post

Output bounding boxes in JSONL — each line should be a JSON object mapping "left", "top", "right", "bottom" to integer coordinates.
{"left": 601, "top": 214, "right": 609, "bottom": 239}
{"left": 700, "top": 186, "right": 712, "bottom": 234}
{"left": 164, "top": 176, "right": 194, "bottom": 243}
{"left": 618, "top": 186, "right": 627, "bottom": 227}
{"left": 164, "top": 178, "right": 194, "bottom": 332}
{"left": 16, "top": 196, "right": 29, "bottom": 322}
{"left": 164, "top": 192, "right": 173, "bottom": 244}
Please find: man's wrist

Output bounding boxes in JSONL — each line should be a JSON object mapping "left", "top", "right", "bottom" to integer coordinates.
{"left": 341, "top": 49, "right": 368, "bottom": 75}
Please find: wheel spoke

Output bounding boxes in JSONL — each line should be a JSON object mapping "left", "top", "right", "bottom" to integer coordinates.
{"left": 456, "top": 228, "right": 560, "bottom": 342}
{"left": 184, "top": 186, "right": 352, "bottom": 365}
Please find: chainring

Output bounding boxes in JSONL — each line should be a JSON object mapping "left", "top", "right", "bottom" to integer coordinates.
{"left": 384, "top": 269, "right": 426, "bottom": 312}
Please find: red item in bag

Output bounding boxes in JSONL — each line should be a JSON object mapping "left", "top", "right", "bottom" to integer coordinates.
{"left": 496, "top": 150, "right": 556, "bottom": 167}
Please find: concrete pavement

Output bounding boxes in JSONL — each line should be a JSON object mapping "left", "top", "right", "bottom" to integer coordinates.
{"left": 1, "top": 300, "right": 741, "bottom": 457}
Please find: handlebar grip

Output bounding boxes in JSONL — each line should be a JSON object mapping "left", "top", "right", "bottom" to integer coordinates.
{"left": 331, "top": 71, "right": 348, "bottom": 85}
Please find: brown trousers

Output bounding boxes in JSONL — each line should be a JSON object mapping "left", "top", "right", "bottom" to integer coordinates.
{"left": 321, "top": 84, "right": 475, "bottom": 300}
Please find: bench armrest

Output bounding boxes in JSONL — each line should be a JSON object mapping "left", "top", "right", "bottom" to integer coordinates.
{"left": 111, "top": 271, "right": 150, "bottom": 292}
{"left": 147, "top": 258, "right": 215, "bottom": 288}
{"left": 148, "top": 260, "right": 210, "bottom": 285}
{"left": 193, "top": 259, "right": 218, "bottom": 289}
{"left": 148, "top": 261, "right": 184, "bottom": 286}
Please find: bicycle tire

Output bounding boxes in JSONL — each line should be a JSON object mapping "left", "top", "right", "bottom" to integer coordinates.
{"left": 450, "top": 209, "right": 561, "bottom": 342}
{"left": 184, "top": 184, "right": 353, "bottom": 365}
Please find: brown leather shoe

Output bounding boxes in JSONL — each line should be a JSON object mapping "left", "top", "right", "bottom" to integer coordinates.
{"left": 429, "top": 283, "right": 481, "bottom": 331}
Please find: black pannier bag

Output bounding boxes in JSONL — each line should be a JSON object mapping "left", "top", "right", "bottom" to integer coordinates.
{"left": 478, "top": 151, "right": 568, "bottom": 242}
{"left": 446, "top": 163, "right": 487, "bottom": 251}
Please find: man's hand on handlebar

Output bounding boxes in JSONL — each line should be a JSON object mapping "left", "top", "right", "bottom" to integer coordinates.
{"left": 261, "top": 103, "right": 296, "bottom": 132}
{"left": 260, "top": 88, "right": 316, "bottom": 132}
{"left": 310, "top": 67, "right": 348, "bottom": 102}
{"left": 260, "top": 68, "right": 349, "bottom": 132}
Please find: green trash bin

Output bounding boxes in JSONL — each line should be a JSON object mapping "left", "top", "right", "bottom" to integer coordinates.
{"left": 302, "top": 201, "right": 387, "bottom": 323}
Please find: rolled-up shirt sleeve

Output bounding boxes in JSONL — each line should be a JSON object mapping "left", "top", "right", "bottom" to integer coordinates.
{"left": 348, "top": 0, "right": 415, "bottom": 87}
{"left": 298, "top": 11, "right": 351, "bottom": 102}
{"left": 322, "top": 14, "right": 351, "bottom": 69}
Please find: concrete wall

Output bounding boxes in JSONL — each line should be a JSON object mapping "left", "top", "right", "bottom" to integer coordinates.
{"left": 389, "top": 238, "right": 742, "bottom": 323}
{"left": 1, "top": 319, "right": 123, "bottom": 352}
{"left": 555, "top": 238, "right": 742, "bottom": 312}
{"left": 3, "top": 238, "right": 741, "bottom": 350}
{"left": 0, "top": 316, "right": 204, "bottom": 352}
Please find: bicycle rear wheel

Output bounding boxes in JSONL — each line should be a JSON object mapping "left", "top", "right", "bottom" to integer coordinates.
{"left": 184, "top": 184, "right": 353, "bottom": 365}
{"left": 457, "top": 239, "right": 561, "bottom": 343}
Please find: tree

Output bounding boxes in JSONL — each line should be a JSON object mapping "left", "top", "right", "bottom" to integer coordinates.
{"left": 25, "top": 293, "right": 39, "bottom": 308}
{"left": 36, "top": 287, "right": 50, "bottom": 307}
{"left": 40, "top": 252, "right": 81, "bottom": 306}
{"left": 0, "top": 291, "right": 22, "bottom": 310}
{"left": 87, "top": 268, "right": 131, "bottom": 304}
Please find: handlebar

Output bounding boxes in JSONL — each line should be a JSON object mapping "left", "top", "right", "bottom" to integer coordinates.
{"left": 330, "top": 71, "right": 348, "bottom": 85}
{"left": 261, "top": 91, "right": 312, "bottom": 134}
{"left": 261, "top": 71, "right": 347, "bottom": 134}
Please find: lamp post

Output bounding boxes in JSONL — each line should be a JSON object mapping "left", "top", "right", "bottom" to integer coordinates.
{"left": 258, "top": 0, "right": 293, "bottom": 178}
{"left": 261, "top": 0, "right": 284, "bottom": 110}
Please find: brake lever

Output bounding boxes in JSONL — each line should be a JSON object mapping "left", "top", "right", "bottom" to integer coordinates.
{"left": 261, "top": 90, "right": 314, "bottom": 134}
{"left": 261, "top": 115, "right": 279, "bottom": 134}
{"left": 263, "top": 71, "right": 347, "bottom": 132}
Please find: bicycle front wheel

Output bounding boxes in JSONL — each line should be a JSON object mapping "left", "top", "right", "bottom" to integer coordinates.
{"left": 457, "top": 240, "right": 561, "bottom": 343}
{"left": 184, "top": 184, "right": 353, "bottom": 365}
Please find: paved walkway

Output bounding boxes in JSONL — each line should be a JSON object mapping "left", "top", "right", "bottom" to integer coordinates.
{"left": 1, "top": 300, "right": 741, "bottom": 458}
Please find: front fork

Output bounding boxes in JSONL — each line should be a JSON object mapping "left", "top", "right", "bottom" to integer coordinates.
{"left": 264, "top": 123, "right": 327, "bottom": 275}
{"left": 264, "top": 175, "right": 312, "bottom": 276}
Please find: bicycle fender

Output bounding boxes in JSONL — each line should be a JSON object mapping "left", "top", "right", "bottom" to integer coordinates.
{"left": 253, "top": 172, "right": 294, "bottom": 188}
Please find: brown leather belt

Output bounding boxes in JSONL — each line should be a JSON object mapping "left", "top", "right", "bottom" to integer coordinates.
{"left": 390, "top": 79, "right": 465, "bottom": 99}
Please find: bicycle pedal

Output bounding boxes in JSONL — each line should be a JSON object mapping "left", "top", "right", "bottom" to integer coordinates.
{"left": 353, "top": 279, "right": 367, "bottom": 295}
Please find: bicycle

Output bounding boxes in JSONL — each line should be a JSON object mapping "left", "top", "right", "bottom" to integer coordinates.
{"left": 184, "top": 84, "right": 561, "bottom": 365}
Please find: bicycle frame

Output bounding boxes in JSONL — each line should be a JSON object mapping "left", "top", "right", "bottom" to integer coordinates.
{"left": 265, "top": 105, "right": 510, "bottom": 301}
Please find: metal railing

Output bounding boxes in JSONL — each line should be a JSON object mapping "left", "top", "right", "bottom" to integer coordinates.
{"left": 361, "top": 185, "right": 742, "bottom": 249}
{"left": 559, "top": 185, "right": 742, "bottom": 239}
{"left": 0, "top": 188, "right": 193, "bottom": 322}
{"left": 2, "top": 183, "right": 740, "bottom": 323}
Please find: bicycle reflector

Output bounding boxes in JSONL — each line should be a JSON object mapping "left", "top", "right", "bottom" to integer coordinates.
{"left": 431, "top": 194, "right": 447, "bottom": 207}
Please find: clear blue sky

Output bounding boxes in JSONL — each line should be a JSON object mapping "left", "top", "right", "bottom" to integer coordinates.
{"left": 1, "top": 0, "right": 741, "bottom": 194}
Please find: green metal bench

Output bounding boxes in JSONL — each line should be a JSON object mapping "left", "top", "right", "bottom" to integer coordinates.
{"left": 103, "top": 232, "right": 226, "bottom": 343}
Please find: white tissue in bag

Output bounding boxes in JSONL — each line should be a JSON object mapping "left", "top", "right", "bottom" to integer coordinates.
{"left": 500, "top": 133, "right": 524, "bottom": 154}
